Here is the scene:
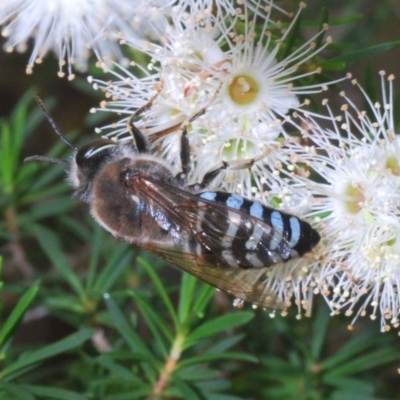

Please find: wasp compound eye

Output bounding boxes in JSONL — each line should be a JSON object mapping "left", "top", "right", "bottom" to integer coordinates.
{"left": 76, "top": 139, "right": 117, "bottom": 169}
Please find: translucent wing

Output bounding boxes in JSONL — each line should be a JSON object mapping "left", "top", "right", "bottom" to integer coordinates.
{"left": 123, "top": 172, "right": 317, "bottom": 309}
{"left": 143, "top": 243, "right": 284, "bottom": 310}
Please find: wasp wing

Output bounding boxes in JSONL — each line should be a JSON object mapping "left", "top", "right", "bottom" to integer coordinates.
{"left": 125, "top": 173, "right": 293, "bottom": 308}
{"left": 142, "top": 243, "right": 285, "bottom": 310}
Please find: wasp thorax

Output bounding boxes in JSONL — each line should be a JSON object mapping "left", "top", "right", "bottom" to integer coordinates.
{"left": 120, "top": 156, "right": 176, "bottom": 190}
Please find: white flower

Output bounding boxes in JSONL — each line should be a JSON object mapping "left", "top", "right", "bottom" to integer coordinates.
{"left": 89, "top": 1, "right": 346, "bottom": 318}
{"left": 92, "top": 0, "right": 343, "bottom": 201}
{"left": 0, "top": 0, "right": 172, "bottom": 79}
{"left": 284, "top": 71, "right": 400, "bottom": 331}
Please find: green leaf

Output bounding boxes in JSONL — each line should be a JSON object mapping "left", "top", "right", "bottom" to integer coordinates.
{"left": 92, "top": 244, "right": 132, "bottom": 294}
{"left": 191, "top": 284, "right": 215, "bottom": 316}
{"left": 137, "top": 257, "right": 178, "bottom": 327}
{"left": 320, "top": 60, "right": 347, "bottom": 72}
{"left": 322, "top": 41, "right": 400, "bottom": 65}
{"left": 173, "top": 376, "right": 203, "bottom": 400}
{"left": 178, "top": 273, "right": 197, "bottom": 324}
{"left": 130, "top": 291, "right": 172, "bottom": 357}
{"left": 101, "top": 389, "right": 152, "bottom": 399}
{"left": 0, "top": 383, "right": 36, "bottom": 400}
{"left": 330, "top": 391, "right": 378, "bottom": 400}
{"left": 185, "top": 311, "right": 254, "bottom": 347}
{"left": 323, "top": 376, "right": 375, "bottom": 393}
{"left": 179, "top": 352, "right": 258, "bottom": 369}
{"left": 0, "top": 328, "right": 93, "bottom": 381}
{"left": 23, "top": 197, "right": 76, "bottom": 221}
{"left": 85, "top": 224, "right": 103, "bottom": 290}
{"left": 103, "top": 294, "right": 155, "bottom": 362}
{"left": 322, "top": 330, "right": 377, "bottom": 370}
{"left": 18, "top": 384, "right": 88, "bottom": 400}
{"left": 310, "top": 303, "right": 330, "bottom": 360}
{"left": 324, "top": 348, "right": 398, "bottom": 377}
{"left": 328, "top": 14, "right": 362, "bottom": 25}
{"left": 0, "top": 283, "right": 39, "bottom": 348}
{"left": 97, "top": 355, "right": 145, "bottom": 384}
{"left": 205, "top": 334, "right": 245, "bottom": 354}
{"left": 30, "top": 224, "right": 85, "bottom": 297}
{"left": 175, "top": 367, "right": 220, "bottom": 381}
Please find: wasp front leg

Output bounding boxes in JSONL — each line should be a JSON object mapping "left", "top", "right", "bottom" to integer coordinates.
{"left": 175, "top": 125, "right": 192, "bottom": 185}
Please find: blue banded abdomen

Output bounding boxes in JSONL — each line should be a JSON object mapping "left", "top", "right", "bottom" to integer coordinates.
{"left": 197, "top": 191, "right": 320, "bottom": 269}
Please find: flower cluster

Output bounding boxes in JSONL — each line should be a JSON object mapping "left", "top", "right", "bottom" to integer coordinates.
{"left": 286, "top": 71, "right": 400, "bottom": 332}
{"left": 0, "top": 0, "right": 173, "bottom": 79}
{"left": 4, "top": 0, "right": 400, "bottom": 333}
{"left": 87, "top": 0, "right": 345, "bottom": 321}
{"left": 91, "top": 1, "right": 341, "bottom": 200}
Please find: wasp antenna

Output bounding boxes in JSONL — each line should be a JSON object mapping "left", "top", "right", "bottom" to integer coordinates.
{"left": 34, "top": 93, "right": 77, "bottom": 150}
{"left": 24, "top": 155, "right": 69, "bottom": 166}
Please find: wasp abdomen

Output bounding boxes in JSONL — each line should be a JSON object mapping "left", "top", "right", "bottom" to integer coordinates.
{"left": 198, "top": 191, "right": 320, "bottom": 269}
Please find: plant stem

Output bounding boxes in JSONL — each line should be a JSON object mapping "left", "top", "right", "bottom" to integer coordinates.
{"left": 148, "top": 332, "right": 185, "bottom": 399}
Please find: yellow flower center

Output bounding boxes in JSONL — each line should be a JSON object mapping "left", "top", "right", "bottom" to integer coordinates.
{"left": 228, "top": 74, "right": 260, "bottom": 105}
{"left": 344, "top": 184, "right": 364, "bottom": 214}
{"left": 385, "top": 155, "right": 400, "bottom": 176}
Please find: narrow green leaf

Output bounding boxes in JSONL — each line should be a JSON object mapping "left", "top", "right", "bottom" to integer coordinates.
{"left": 101, "top": 389, "right": 151, "bottom": 399}
{"left": 85, "top": 224, "right": 103, "bottom": 290}
{"left": 310, "top": 302, "right": 330, "bottom": 360}
{"left": 324, "top": 348, "right": 398, "bottom": 376}
{"left": 178, "top": 273, "right": 197, "bottom": 324}
{"left": 1, "top": 124, "right": 13, "bottom": 191}
{"left": 0, "top": 284, "right": 39, "bottom": 348}
{"left": 173, "top": 376, "right": 203, "bottom": 400}
{"left": 20, "top": 182, "right": 69, "bottom": 206}
{"left": 18, "top": 384, "right": 87, "bottom": 400}
{"left": 57, "top": 215, "right": 91, "bottom": 242}
{"left": 31, "top": 224, "right": 84, "bottom": 297}
{"left": 185, "top": 311, "right": 253, "bottom": 347}
{"left": 26, "top": 198, "right": 76, "bottom": 221}
{"left": 0, "top": 383, "right": 36, "bottom": 400}
{"left": 0, "top": 328, "right": 93, "bottom": 381}
{"left": 93, "top": 245, "right": 132, "bottom": 294}
{"left": 319, "top": 60, "right": 347, "bottom": 72}
{"left": 261, "top": 356, "right": 296, "bottom": 372}
{"left": 322, "top": 375, "right": 375, "bottom": 393}
{"left": 137, "top": 257, "right": 178, "bottom": 327}
{"left": 179, "top": 352, "right": 257, "bottom": 369}
{"left": 323, "top": 41, "right": 400, "bottom": 65}
{"left": 205, "top": 334, "right": 245, "bottom": 354}
{"left": 191, "top": 283, "right": 215, "bottom": 316}
{"left": 97, "top": 355, "right": 143, "bottom": 384}
{"left": 328, "top": 14, "right": 362, "bottom": 25}
{"left": 130, "top": 291, "right": 172, "bottom": 357}
{"left": 322, "top": 330, "right": 377, "bottom": 370}
{"left": 331, "top": 391, "right": 377, "bottom": 400}
{"left": 201, "top": 395, "right": 242, "bottom": 400}
{"left": 103, "top": 294, "right": 155, "bottom": 362}
{"left": 11, "top": 93, "right": 29, "bottom": 160}
{"left": 175, "top": 366, "right": 220, "bottom": 381}
{"left": 22, "top": 163, "right": 65, "bottom": 195}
